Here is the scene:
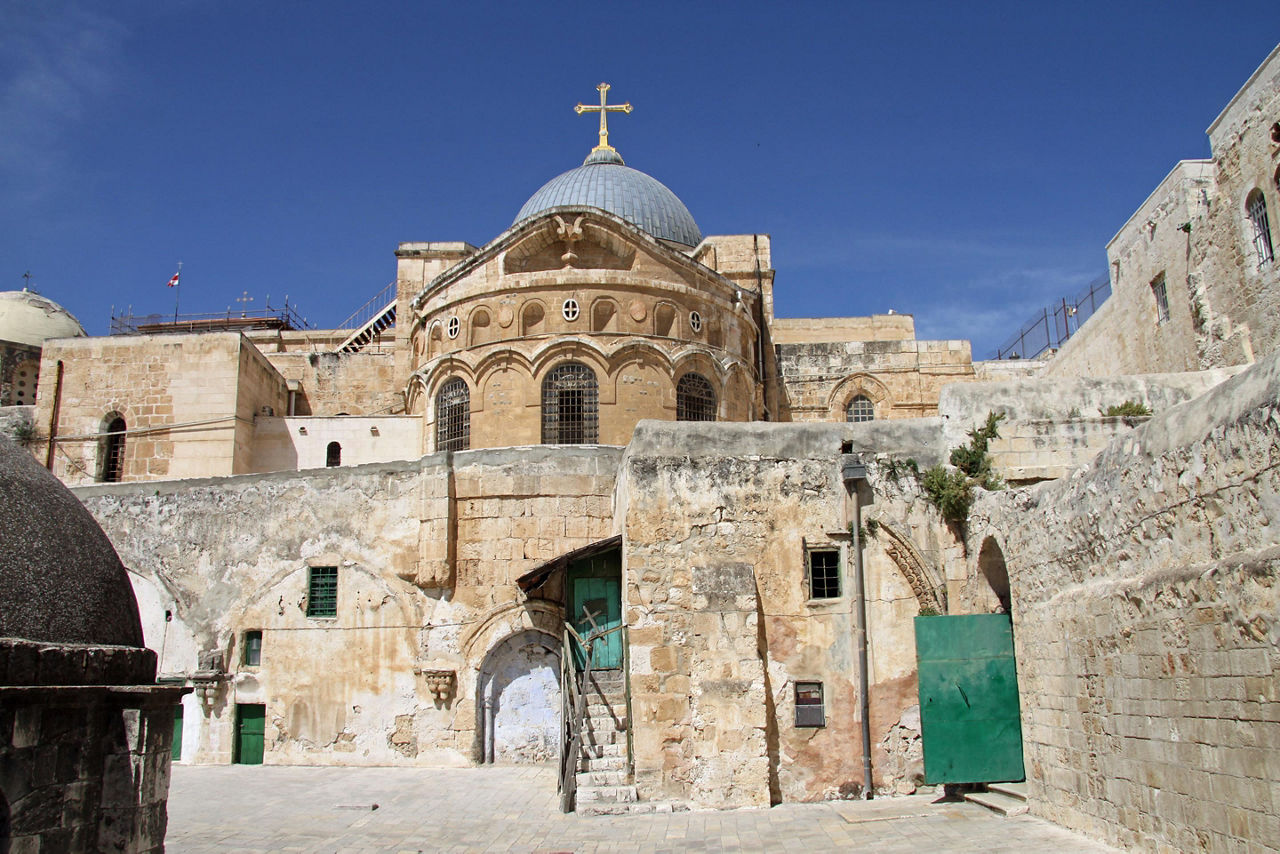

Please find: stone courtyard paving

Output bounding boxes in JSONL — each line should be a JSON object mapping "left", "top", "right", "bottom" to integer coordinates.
{"left": 166, "top": 765, "right": 1121, "bottom": 853}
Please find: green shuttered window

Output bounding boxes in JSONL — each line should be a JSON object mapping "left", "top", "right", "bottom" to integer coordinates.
{"left": 307, "top": 567, "right": 338, "bottom": 618}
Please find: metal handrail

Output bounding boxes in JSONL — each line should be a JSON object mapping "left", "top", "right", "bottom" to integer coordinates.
{"left": 334, "top": 282, "right": 396, "bottom": 332}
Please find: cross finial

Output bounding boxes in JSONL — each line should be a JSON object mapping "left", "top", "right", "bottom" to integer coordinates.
{"left": 575, "top": 82, "right": 632, "bottom": 154}
{"left": 235, "top": 290, "right": 254, "bottom": 317}
{"left": 21, "top": 270, "right": 32, "bottom": 292}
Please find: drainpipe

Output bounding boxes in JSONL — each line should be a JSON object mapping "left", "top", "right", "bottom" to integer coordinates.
{"left": 842, "top": 458, "right": 874, "bottom": 799}
{"left": 44, "top": 360, "right": 64, "bottom": 470}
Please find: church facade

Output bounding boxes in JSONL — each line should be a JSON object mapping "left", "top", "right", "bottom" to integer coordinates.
{"left": 5, "top": 55, "right": 1280, "bottom": 850}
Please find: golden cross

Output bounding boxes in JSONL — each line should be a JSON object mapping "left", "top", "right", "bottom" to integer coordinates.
{"left": 575, "top": 82, "right": 632, "bottom": 153}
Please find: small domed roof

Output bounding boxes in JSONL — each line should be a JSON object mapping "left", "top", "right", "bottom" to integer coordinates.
{"left": 0, "top": 438, "right": 144, "bottom": 647}
{"left": 515, "top": 148, "right": 703, "bottom": 247}
{"left": 0, "top": 289, "right": 86, "bottom": 348}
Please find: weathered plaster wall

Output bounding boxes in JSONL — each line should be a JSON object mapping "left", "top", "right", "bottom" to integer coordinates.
{"left": 261, "top": 348, "right": 404, "bottom": 417}
{"left": 621, "top": 420, "right": 954, "bottom": 807}
{"left": 970, "top": 350, "right": 1280, "bottom": 852}
{"left": 73, "top": 446, "right": 621, "bottom": 769}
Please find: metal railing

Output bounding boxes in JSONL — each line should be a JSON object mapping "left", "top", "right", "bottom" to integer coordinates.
{"left": 558, "top": 620, "right": 628, "bottom": 813}
{"left": 333, "top": 282, "right": 396, "bottom": 332}
{"left": 994, "top": 273, "right": 1111, "bottom": 360}
{"left": 111, "top": 297, "right": 312, "bottom": 335}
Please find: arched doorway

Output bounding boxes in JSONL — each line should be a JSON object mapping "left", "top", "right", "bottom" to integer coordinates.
{"left": 476, "top": 630, "right": 561, "bottom": 764}
{"left": 977, "top": 536, "right": 1011, "bottom": 614}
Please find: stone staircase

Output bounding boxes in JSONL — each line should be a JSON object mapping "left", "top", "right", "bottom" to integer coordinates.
{"left": 573, "top": 669, "right": 638, "bottom": 816}
{"left": 964, "top": 781, "right": 1029, "bottom": 816}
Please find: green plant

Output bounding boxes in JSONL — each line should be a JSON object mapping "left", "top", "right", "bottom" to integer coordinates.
{"left": 879, "top": 456, "right": 919, "bottom": 481}
{"left": 922, "top": 465, "right": 974, "bottom": 523}
{"left": 922, "top": 411, "right": 1006, "bottom": 523}
{"left": 917, "top": 605, "right": 940, "bottom": 617}
{"left": 1103, "top": 400, "right": 1152, "bottom": 417}
{"left": 1067, "top": 406, "right": 1082, "bottom": 419}
{"left": 862, "top": 518, "right": 880, "bottom": 539}
{"left": 11, "top": 421, "right": 38, "bottom": 447}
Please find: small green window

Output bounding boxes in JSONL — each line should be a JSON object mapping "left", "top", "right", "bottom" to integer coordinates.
{"left": 243, "top": 630, "right": 262, "bottom": 666}
{"left": 307, "top": 567, "right": 338, "bottom": 618}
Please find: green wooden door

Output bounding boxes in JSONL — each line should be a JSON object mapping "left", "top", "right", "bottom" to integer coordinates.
{"left": 171, "top": 704, "right": 183, "bottom": 761}
{"left": 568, "top": 550, "right": 622, "bottom": 669}
{"left": 915, "top": 613, "right": 1024, "bottom": 784}
{"left": 234, "top": 703, "right": 265, "bottom": 765}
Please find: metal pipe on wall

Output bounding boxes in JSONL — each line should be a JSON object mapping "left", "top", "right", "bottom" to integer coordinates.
{"left": 842, "top": 458, "right": 874, "bottom": 799}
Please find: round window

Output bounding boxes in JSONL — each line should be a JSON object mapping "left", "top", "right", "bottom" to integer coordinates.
{"left": 689, "top": 311, "right": 703, "bottom": 333}
{"left": 563, "top": 299, "right": 580, "bottom": 322}
{"left": 447, "top": 317, "right": 460, "bottom": 339}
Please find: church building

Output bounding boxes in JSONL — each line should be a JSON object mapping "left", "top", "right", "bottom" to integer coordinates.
{"left": 4, "top": 52, "right": 1280, "bottom": 852}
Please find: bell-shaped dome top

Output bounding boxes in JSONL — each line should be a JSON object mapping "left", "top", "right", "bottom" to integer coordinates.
{"left": 0, "top": 438, "right": 144, "bottom": 648}
{"left": 515, "top": 148, "right": 703, "bottom": 247}
{"left": 0, "top": 289, "right": 86, "bottom": 347}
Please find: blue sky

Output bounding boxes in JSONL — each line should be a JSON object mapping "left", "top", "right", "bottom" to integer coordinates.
{"left": 2, "top": 1, "right": 1277, "bottom": 358}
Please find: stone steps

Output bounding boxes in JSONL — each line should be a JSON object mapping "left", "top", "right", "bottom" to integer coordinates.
{"left": 965, "top": 782, "right": 1029, "bottom": 817}
{"left": 572, "top": 671, "right": 636, "bottom": 815}
{"left": 577, "top": 800, "right": 693, "bottom": 817}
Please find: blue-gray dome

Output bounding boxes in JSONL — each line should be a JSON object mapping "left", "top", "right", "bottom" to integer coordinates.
{"left": 515, "top": 149, "right": 703, "bottom": 247}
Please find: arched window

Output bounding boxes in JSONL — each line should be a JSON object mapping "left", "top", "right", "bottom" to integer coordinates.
{"left": 676, "top": 373, "right": 716, "bottom": 422}
{"left": 541, "top": 362, "right": 598, "bottom": 444}
{"left": 326, "top": 442, "right": 341, "bottom": 467}
{"left": 100, "top": 416, "right": 127, "bottom": 482}
{"left": 845, "top": 394, "right": 875, "bottom": 423}
{"left": 435, "top": 377, "right": 470, "bottom": 452}
{"left": 1247, "top": 189, "right": 1274, "bottom": 265}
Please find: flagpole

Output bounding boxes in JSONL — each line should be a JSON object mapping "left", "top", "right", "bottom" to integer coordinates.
{"left": 173, "top": 261, "right": 182, "bottom": 323}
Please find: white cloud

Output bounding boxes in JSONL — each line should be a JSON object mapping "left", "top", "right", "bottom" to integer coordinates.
{"left": 0, "top": 2, "right": 128, "bottom": 198}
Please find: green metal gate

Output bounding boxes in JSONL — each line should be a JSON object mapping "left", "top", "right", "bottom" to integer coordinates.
{"left": 567, "top": 549, "right": 622, "bottom": 669}
{"left": 172, "top": 704, "right": 183, "bottom": 761}
{"left": 915, "top": 613, "right": 1024, "bottom": 784}
{"left": 234, "top": 703, "right": 265, "bottom": 765}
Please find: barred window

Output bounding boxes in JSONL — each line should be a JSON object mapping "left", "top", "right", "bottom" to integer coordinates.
{"left": 306, "top": 567, "right": 338, "bottom": 618}
{"left": 808, "top": 549, "right": 841, "bottom": 599}
{"left": 676, "top": 372, "right": 716, "bottom": 421}
{"left": 435, "top": 377, "right": 470, "bottom": 451}
{"left": 1151, "top": 275, "right": 1170, "bottom": 323}
{"left": 845, "top": 394, "right": 875, "bottom": 423}
{"left": 100, "top": 416, "right": 127, "bottom": 482}
{"left": 1248, "top": 189, "right": 1274, "bottom": 265}
{"left": 541, "top": 362, "right": 598, "bottom": 444}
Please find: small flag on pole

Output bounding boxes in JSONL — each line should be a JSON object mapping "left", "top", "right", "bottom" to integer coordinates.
{"left": 166, "top": 271, "right": 180, "bottom": 288}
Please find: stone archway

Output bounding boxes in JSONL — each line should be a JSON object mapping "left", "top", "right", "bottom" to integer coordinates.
{"left": 475, "top": 629, "right": 561, "bottom": 764}
{"left": 976, "top": 536, "right": 1011, "bottom": 614}
{"left": 877, "top": 522, "right": 947, "bottom": 613}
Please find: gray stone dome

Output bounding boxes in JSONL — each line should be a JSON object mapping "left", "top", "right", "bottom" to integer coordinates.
{"left": 0, "top": 437, "right": 144, "bottom": 647}
{"left": 515, "top": 149, "right": 703, "bottom": 247}
{"left": 0, "top": 289, "right": 86, "bottom": 348}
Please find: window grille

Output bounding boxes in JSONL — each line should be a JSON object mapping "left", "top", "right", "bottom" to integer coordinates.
{"left": 1151, "top": 275, "right": 1170, "bottom": 323}
{"left": 101, "top": 416, "right": 127, "bottom": 482}
{"left": 689, "top": 311, "right": 702, "bottom": 333}
{"left": 447, "top": 316, "right": 460, "bottom": 338}
{"left": 1248, "top": 190, "right": 1274, "bottom": 265}
{"left": 541, "top": 362, "right": 598, "bottom": 444}
{"left": 435, "top": 377, "right": 470, "bottom": 452}
{"left": 676, "top": 372, "right": 716, "bottom": 421}
{"left": 795, "top": 681, "right": 825, "bottom": 727}
{"left": 243, "top": 631, "right": 262, "bottom": 666}
{"left": 845, "top": 394, "right": 875, "bottom": 423}
{"left": 562, "top": 299, "right": 580, "bottom": 322}
{"left": 326, "top": 442, "right": 341, "bottom": 467}
{"left": 306, "top": 567, "right": 338, "bottom": 618}
{"left": 808, "top": 548, "right": 841, "bottom": 599}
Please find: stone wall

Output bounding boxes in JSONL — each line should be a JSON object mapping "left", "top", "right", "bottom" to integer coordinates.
{"left": 939, "top": 368, "right": 1239, "bottom": 482}
{"left": 74, "top": 446, "right": 621, "bottom": 768}
{"left": 621, "top": 420, "right": 954, "bottom": 807}
{"left": 775, "top": 339, "right": 975, "bottom": 422}
{"left": 34, "top": 333, "right": 287, "bottom": 484}
{"left": 969, "top": 350, "right": 1280, "bottom": 852}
